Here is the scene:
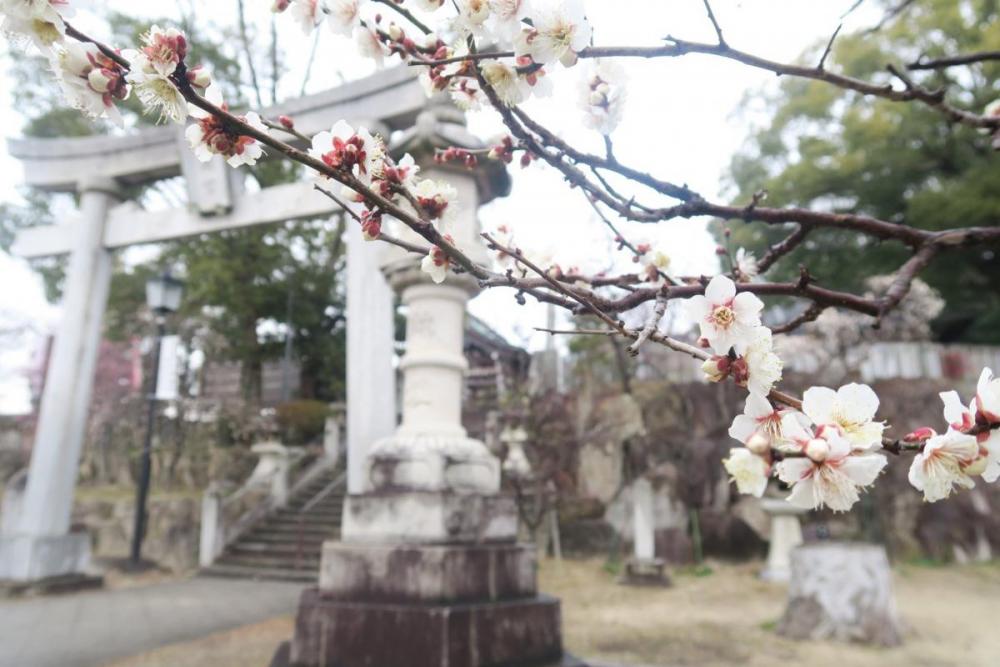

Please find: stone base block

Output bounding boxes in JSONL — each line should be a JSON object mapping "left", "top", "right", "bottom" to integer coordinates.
{"left": 290, "top": 588, "right": 563, "bottom": 667}
{"left": 342, "top": 491, "right": 517, "bottom": 544}
{"left": 0, "top": 532, "right": 91, "bottom": 582}
{"left": 319, "top": 542, "right": 536, "bottom": 603}
{"left": 617, "top": 558, "right": 670, "bottom": 587}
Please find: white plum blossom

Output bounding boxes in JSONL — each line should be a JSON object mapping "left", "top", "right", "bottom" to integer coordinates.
{"left": 124, "top": 52, "right": 188, "bottom": 123}
{"left": 327, "top": 0, "right": 363, "bottom": 36}
{"left": 309, "top": 120, "right": 384, "bottom": 185}
{"left": 289, "top": 0, "right": 322, "bottom": 34}
{"left": 729, "top": 392, "right": 784, "bottom": 448}
{"left": 977, "top": 367, "right": 1000, "bottom": 423}
{"left": 481, "top": 59, "right": 529, "bottom": 106}
{"left": 580, "top": 59, "right": 626, "bottom": 135}
{"left": 908, "top": 429, "right": 980, "bottom": 502}
{"left": 0, "top": 0, "right": 75, "bottom": 54}
{"left": 135, "top": 25, "right": 187, "bottom": 77}
{"left": 489, "top": 0, "right": 530, "bottom": 40}
{"left": 723, "top": 448, "right": 770, "bottom": 498}
{"left": 354, "top": 25, "right": 386, "bottom": 66}
{"left": 776, "top": 414, "right": 887, "bottom": 512}
{"left": 51, "top": 40, "right": 128, "bottom": 127}
{"left": 939, "top": 373, "right": 1000, "bottom": 482}
{"left": 640, "top": 248, "right": 671, "bottom": 284}
{"left": 185, "top": 86, "right": 267, "bottom": 168}
{"left": 412, "top": 178, "right": 458, "bottom": 223}
{"left": 515, "top": 0, "right": 591, "bottom": 67}
{"left": 449, "top": 77, "right": 484, "bottom": 110}
{"left": 801, "top": 383, "right": 885, "bottom": 451}
{"left": 734, "top": 248, "right": 759, "bottom": 280}
{"left": 412, "top": 0, "right": 445, "bottom": 10}
{"left": 742, "top": 326, "right": 783, "bottom": 396}
{"left": 684, "top": 274, "right": 764, "bottom": 355}
{"left": 456, "top": 0, "right": 491, "bottom": 34}
{"left": 421, "top": 237, "right": 454, "bottom": 283}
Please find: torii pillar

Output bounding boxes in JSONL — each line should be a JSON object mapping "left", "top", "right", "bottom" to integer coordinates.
{"left": 0, "top": 177, "right": 120, "bottom": 581}
{"left": 288, "top": 111, "right": 571, "bottom": 667}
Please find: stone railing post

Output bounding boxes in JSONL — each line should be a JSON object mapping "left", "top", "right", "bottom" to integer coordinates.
{"left": 323, "top": 405, "right": 344, "bottom": 465}
{"left": 759, "top": 497, "right": 808, "bottom": 582}
{"left": 198, "top": 485, "right": 223, "bottom": 568}
{"left": 249, "top": 441, "right": 291, "bottom": 508}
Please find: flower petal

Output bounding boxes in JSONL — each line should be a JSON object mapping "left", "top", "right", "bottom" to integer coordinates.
{"left": 837, "top": 383, "right": 880, "bottom": 424}
{"left": 704, "top": 274, "right": 735, "bottom": 304}
{"left": 838, "top": 454, "right": 887, "bottom": 487}
{"left": 744, "top": 392, "right": 774, "bottom": 420}
{"left": 802, "top": 386, "right": 837, "bottom": 425}
{"left": 728, "top": 414, "right": 757, "bottom": 444}
{"left": 732, "top": 292, "right": 763, "bottom": 325}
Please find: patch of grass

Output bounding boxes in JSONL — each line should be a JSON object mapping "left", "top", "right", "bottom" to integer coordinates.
{"left": 676, "top": 563, "right": 714, "bottom": 578}
{"left": 602, "top": 557, "right": 622, "bottom": 576}
{"left": 760, "top": 619, "right": 778, "bottom": 632}
{"left": 902, "top": 556, "right": 949, "bottom": 569}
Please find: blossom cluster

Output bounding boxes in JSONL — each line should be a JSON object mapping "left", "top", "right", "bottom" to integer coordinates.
{"left": 685, "top": 272, "right": 994, "bottom": 512}
{"left": 271, "top": 1, "right": 624, "bottom": 134}
{"left": 305, "top": 118, "right": 462, "bottom": 282}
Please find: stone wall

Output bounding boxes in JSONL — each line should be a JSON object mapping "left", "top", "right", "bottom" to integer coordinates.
{"left": 72, "top": 494, "right": 201, "bottom": 572}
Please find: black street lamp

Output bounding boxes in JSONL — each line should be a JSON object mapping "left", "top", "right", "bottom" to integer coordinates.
{"left": 130, "top": 270, "right": 184, "bottom": 566}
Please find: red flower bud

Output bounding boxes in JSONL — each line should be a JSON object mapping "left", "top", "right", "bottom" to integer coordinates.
{"left": 279, "top": 115, "right": 294, "bottom": 129}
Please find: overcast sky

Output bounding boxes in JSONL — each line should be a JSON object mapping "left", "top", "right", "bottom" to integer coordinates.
{"left": 0, "top": 0, "right": 878, "bottom": 413}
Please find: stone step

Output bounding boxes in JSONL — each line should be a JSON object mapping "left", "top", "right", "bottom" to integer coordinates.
{"left": 241, "top": 531, "right": 333, "bottom": 544}
{"left": 269, "top": 515, "right": 342, "bottom": 527}
{"left": 200, "top": 564, "right": 318, "bottom": 583}
{"left": 271, "top": 507, "right": 344, "bottom": 519}
{"left": 216, "top": 554, "right": 321, "bottom": 570}
{"left": 253, "top": 522, "right": 338, "bottom": 534}
{"left": 229, "top": 542, "right": 325, "bottom": 556}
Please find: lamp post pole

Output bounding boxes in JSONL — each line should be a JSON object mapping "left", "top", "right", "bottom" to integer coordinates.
{"left": 130, "top": 315, "right": 165, "bottom": 565}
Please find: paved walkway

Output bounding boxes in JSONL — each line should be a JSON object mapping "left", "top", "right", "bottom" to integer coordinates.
{"left": 0, "top": 576, "right": 303, "bottom": 667}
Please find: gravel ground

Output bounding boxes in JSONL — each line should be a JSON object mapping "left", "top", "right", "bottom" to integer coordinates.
{"left": 106, "top": 557, "right": 1000, "bottom": 667}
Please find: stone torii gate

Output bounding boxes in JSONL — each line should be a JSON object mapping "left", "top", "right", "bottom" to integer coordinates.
{"left": 0, "top": 67, "right": 504, "bottom": 582}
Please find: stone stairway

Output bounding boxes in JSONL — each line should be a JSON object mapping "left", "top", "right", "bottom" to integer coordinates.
{"left": 201, "top": 468, "right": 344, "bottom": 583}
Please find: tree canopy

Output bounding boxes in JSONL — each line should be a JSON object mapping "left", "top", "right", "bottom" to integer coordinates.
{"left": 722, "top": 0, "right": 1000, "bottom": 343}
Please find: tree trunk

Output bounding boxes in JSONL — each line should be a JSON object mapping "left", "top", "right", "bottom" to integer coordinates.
{"left": 777, "top": 542, "right": 902, "bottom": 646}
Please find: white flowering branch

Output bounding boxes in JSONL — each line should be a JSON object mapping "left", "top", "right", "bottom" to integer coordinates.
{"left": 8, "top": 0, "right": 1000, "bottom": 513}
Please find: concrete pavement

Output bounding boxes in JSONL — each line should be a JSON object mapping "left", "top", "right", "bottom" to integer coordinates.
{"left": 0, "top": 576, "right": 302, "bottom": 667}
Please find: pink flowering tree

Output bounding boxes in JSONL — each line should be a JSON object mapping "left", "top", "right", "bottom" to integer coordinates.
{"left": 3, "top": 0, "right": 1000, "bottom": 514}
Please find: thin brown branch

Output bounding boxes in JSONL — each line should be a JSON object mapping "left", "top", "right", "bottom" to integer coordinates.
{"left": 907, "top": 50, "right": 1000, "bottom": 71}
{"left": 756, "top": 225, "right": 810, "bottom": 274}
{"left": 702, "top": 0, "right": 726, "bottom": 46}
{"left": 627, "top": 296, "right": 667, "bottom": 356}
{"left": 236, "top": 0, "right": 265, "bottom": 108}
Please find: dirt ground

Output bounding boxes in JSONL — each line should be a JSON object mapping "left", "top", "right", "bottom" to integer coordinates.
{"left": 107, "top": 557, "right": 1000, "bottom": 667}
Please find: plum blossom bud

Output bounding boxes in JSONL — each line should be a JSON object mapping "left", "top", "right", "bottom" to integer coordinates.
{"left": 279, "top": 115, "right": 295, "bottom": 129}
{"left": 715, "top": 246, "right": 727, "bottom": 256}
{"left": 746, "top": 431, "right": 770, "bottom": 456}
{"left": 805, "top": 438, "right": 830, "bottom": 463}
{"left": 388, "top": 23, "right": 404, "bottom": 41}
{"left": 702, "top": 356, "right": 730, "bottom": 383}
{"left": 964, "top": 454, "right": 989, "bottom": 476}
{"left": 272, "top": 0, "right": 291, "bottom": 11}
{"left": 903, "top": 427, "right": 936, "bottom": 444}
{"left": 87, "top": 68, "right": 116, "bottom": 94}
{"left": 187, "top": 66, "right": 212, "bottom": 89}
